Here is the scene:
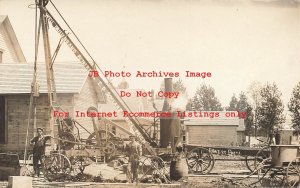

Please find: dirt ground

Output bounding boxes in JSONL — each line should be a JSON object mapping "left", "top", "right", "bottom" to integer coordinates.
{"left": 1, "top": 154, "right": 265, "bottom": 188}
{"left": 74, "top": 154, "right": 261, "bottom": 187}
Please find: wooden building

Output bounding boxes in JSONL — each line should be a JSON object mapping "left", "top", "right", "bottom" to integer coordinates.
{"left": 184, "top": 111, "right": 244, "bottom": 147}
{"left": 0, "top": 15, "right": 107, "bottom": 152}
{"left": 0, "top": 16, "right": 26, "bottom": 64}
{"left": 237, "top": 119, "right": 246, "bottom": 145}
{"left": 0, "top": 62, "right": 106, "bottom": 151}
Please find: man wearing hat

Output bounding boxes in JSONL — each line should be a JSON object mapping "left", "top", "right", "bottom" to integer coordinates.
{"left": 125, "top": 135, "right": 142, "bottom": 183}
{"left": 30, "top": 128, "right": 46, "bottom": 177}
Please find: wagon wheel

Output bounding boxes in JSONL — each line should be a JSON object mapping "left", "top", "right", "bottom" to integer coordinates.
{"left": 43, "top": 153, "right": 72, "bottom": 182}
{"left": 186, "top": 147, "right": 214, "bottom": 174}
{"left": 268, "top": 170, "right": 286, "bottom": 187}
{"left": 86, "top": 130, "right": 115, "bottom": 148}
{"left": 254, "top": 147, "right": 276, "bottom": 184}
{"left": 256, "top": 157, "right": 272, "bottom": 184}
{"left": 86, "top": 130, "right": 118, "bottom": 160}
{"left": 286, "top": 157, "right": 300, "bottom": 187}
{"left": 101, "top": 141, "right": 116, "bottom": 155}
{"left": 245, "top": 155, "right": 256, "bottom": 173}
{"left": 254, "top": 147, "right": 272, "bottom": 184}
{"left": 87, "top": 139, "right": 116, "bottom": 156}
{"left": 138, "top": 156, "right": 169, "bottom": 183}
{"left": 58, "top": 132, "right": 76, "bottom": 150}
{"left": 69, "top": 156, "right": 93, "bottom": 175}
{"left": 254, "top": 147, "right": 271, "bottom": 171}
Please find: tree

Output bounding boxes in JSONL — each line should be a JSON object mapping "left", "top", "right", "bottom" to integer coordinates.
{"left": 237, "top": 92, "right": 254, "bottom": 136}
{"left": 288, "top": 82, "right": 300, "bottom": 132}
{"left": 157, "top": 78, "right": 187, "bottom": 99}
{"left": 256, "top": 83, "right": 285, "bottom": 135}
{"left": 244, "top": 104, "right": 254, "bottom": 136}
{"left": 173, "top": 79, "right": 187, "bottom": 96}
{"left": 172, "top": 79, "right": 189, "bottom": 110}
{"left": 227, "top": 92, "right": 254, "bottom": 136}
{"left": 227, "top": 94, "right": 238, "bottom": 111}
{"left": 189, "top": 84, "right": 223, "bottom": 111}
{"left": 186, "top": 98, "right": 193, "bottom": 111}
{"left": 247, "top": 81, "right": 263, "bottom": 136}
{"left": 158, "top": 79, "right": 189, "bottom": 110}
{"left": 237, "top": 92, "right": 248, "bottom": 112}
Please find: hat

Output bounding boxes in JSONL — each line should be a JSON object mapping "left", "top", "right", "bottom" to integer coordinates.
{"left": 37, "top": 128, "right": 44, "bottom": 131}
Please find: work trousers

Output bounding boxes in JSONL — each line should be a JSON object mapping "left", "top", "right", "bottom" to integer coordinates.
{"left": 33, "top": 154, "right": 44, "bottom": 177}
{"left": 127, "top": 160, "right": 139, "bottom": 183}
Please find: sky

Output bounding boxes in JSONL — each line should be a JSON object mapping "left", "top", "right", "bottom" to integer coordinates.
{"left": 1, "top": 0, "right": 300, "bottom": 114}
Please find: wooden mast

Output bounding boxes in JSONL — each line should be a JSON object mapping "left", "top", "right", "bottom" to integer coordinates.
{"left": 38, "top": 0, "right": 56, "bottom": 143}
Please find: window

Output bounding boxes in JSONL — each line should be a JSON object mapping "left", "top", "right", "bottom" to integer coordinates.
{"left": 0, "top": 96, "right": 6, "bottom": 144}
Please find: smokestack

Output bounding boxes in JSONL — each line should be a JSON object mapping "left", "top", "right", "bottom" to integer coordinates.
{"left": 151, "top": 89, "right": 155, "bottom": 101}
{"left": 162, "top": 78, "right": 173, "bottom": 111}
{"left": 160, "top": 78, "right": 180, "bottom": 148}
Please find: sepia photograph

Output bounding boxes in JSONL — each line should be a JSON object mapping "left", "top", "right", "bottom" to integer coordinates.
{"left": 0, "top": 0, "right": 300, "bottom": 187}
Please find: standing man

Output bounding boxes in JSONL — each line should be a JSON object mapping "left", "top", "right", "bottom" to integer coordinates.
{"left": 125, "top": 135, "right": 142, "bottom": 183}
{"left": 30, "top": 128, "right": 46, "bottom": 177}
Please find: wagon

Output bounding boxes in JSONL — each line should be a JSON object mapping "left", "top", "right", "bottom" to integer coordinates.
{"left": 185, "top": 145, "right": 262, "bottom": 174}
{"left": 254, "top": 145, "right": 300, "bottom": 187}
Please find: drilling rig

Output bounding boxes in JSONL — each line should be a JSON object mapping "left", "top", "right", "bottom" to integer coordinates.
{"left": 25, "top": 0, "right": 172, "bottom": 182}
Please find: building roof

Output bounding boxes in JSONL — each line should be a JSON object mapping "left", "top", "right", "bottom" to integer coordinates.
{"left": 0, "top": 15, "right": 26, "bottom": 63}
{"left": 0, "top": 62, "right": 89, "bottom": 94}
